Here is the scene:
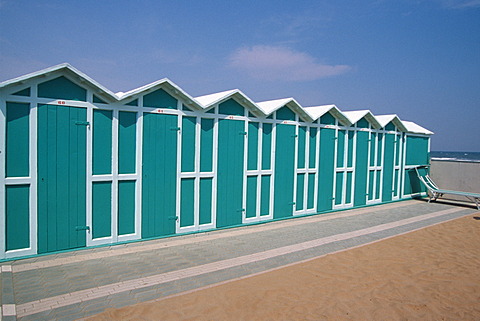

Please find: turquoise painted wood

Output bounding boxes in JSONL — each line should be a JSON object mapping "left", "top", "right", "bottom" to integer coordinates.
{"left": 262, "top": 123, "right": 272, "bottom": 170}
{"left": 126, "top": 99, "right": 138, "bottom": 106}
{"left": 377, "top": 133, "right": 384, "bottom": 165}
{"left": 6, "top": 102, "right": 30, "bottom": 178}
{"left": 273, "top": 124, "right": 295, "bottom": 218}
{"left": 37, "top": 76, "right": 87, "bottom": 101}
{"left": 336, "top": 130, "right": 345, "bottom": 167}
{"left": 354, "top": 130, "right": 369, "bottom": 206}
{"left": 246, "top": 176, "right": 257, "bottom": 218}
{"left": 118, "top": 111, "right": 137, "bottom": 174}
{"left": 368, "top": 170, "right": 375, "bottom": 201}
{"left": 376, "top": 171, "right": 382, "bottom": 197}
{"left": 199, "top": 178, "right": 213, "bottom": 225}
{"left": 347, "top": 131, "right": 354, "bottom": 167}
{"left": 93, "top": 95, "right": 107, "bottom": 104}
{"left": 395, "top": 135, "right": 401, "bottom": 166}
{"left": 247, "top": 122, "right": 259, "bottom": 170}
{"left": 317, "top": 127, "right": 335, "bottom": 212}
{"left": 143, "top": 89, "right": 177, "bottom": 109}
{"left": 296, "top": 173, "right": 305, "bottom": 210}
{"left": 308, "top": 127, "right": 317, "bottom": 169}
{"left": 260, "top": 175, "right": 271, "bottom": 216}
{"left": 370, "top": 132, "right": 377, "bottom": 167}
{"left": 200, "top": 118, "right": 214, "bottom": 172}
{"left": 307, "top": 173, "right": 315, "bottom": 209}
{"left": 297, "top": 126, "right": 306, "bottom": 168}
{"left": 382, "top": 133, "right": 395, "bottom": 202}
{"left": 12, "top": 87, "right": 30, "bottom": 97}
{"left": 216, "top": 119, "right": 245, "bottom": 227}
{"left": 394, "top": 169, "right": 400, "bottom": 197}
{"left": 404, "top": 168, "right": 423, "bottom": 195}
{"left": 346, "top": 172, "right": 353, "bottom": 204}
{"left": 37, "top": 105, "right": 87, "bottom": 253}
{"left": 92, "top": 182, "right": 112, "bottom": 239}
{"left": 219, "top": 99, "right": 245, "bottom": 116}
{"left": 180, "top": 178, "right": 195, "bottom": 227}
{"left": 335, "top": 172, "right": 344, "bottom": 206}
{"left": 118, "top": 181, "right": 136, "bottom": 235}
{"left": 181, "top": 117, "right": 196, "bottom": 172}
{"left": 406, "top": 136, "right": 429, "bottom": 165}
{"left": 6, "top": 185, "right": 30, "bottom": 251}
{"left": 142, "top": 113, "right": 178, "bottom": 238}
{"left": 93, "top": 110, "right": 113, "bottom": 175}
{"left": 404, "top": 136, "right": 429, "bottom": 195}
{"left": 276, "top": 106, "right": 296, "bottom": 121}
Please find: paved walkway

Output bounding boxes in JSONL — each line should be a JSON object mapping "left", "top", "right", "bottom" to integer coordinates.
{"left": 0, "top": 199, "right": 477, "bottom": 320}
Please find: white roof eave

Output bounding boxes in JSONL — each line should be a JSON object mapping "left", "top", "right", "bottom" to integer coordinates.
{"left": 256, "top": 98, "right": 293, "bottom": 115}
{"left": 376, "top": 114, "right": 409, "bottom": 132}
{"left": 0, "top": 63, "right": 119, "bottom": 101}
{"left": 403, "top": 121, "right": 434, "bottom": 135}
{"left": 0, "top": 63, "right": 433, "bottom": 136}
{"left": 118, "top": 79, "right": 203, "bottom": 110}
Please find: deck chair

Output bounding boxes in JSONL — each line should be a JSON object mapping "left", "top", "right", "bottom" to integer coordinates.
{"left": 415, "top": 166, "right": 480, "bottom": 210}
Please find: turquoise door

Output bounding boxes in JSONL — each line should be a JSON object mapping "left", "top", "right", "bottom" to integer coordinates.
{"left": 353, "top": 130, "right": 369, "bottom": 206}
{"left": 317, "top": 127, "right": 335, "bottom": 212}
{"left": 216, "top": 119, "right": 245, "bottom": 228}
{"left": 142, "top": 113, "right": 178, "bottom": 238}
{"left": 37, "top": 104, "right": 87, "bottom": 253}
{"left": 273, "top": 124, "right": 296, "bottom": 219}
{"left": 382, "top": 133, "right": 395, "bottom": 201}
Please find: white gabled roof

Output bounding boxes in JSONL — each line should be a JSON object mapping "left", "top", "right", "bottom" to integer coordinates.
{"left": 0, "top": 63, "right": 433, "bottom": 135}
{"left": 256, "top": 97, "right": 311, "bottom": 121}
{"left": 402, "top": 121, "right": 434, "bottom": 135}
{"left": 375, "top": 114, "right": 397, "bottom": 128}
{"left": 256, "top": 97, "right": 293, "bottom": 114}
{"left": 343, "top": 110, "right": 381, "bottom": 129}
{"left": 194, "top": 89, "right": 237, "bottom": 107}
{"left": 303, "top": 104, "right": 351, "bottom": 126}
{"left": 0, "top": 63, "right": 118, "bottom": 102}
{"left": 119, "top": 78, "right": 203, "bottom": 110}
{"left": 375, "top": 114, "right": 408, "bottom": 132}
{"left": 195, "top": 89, "right": 264, "bottom": 116}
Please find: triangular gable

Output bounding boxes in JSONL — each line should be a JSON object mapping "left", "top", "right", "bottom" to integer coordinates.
{"left": 303, "top": 105, "right": 351, "bottom": 126}
{"left": 343, "top": 110, "right": 381, "bottom": 129}
{"left": 194, "top": 89, "right": 237, "bottom": 107}
{"left": 0, "top": 63, "right": 433, "bottom": 135}
{"left": 0, "top": 63, "right": 118, "bottom": 103}
{"left": 375, "top": 114, "right": 408, "bottom": 132}
{"left": 195, "top": 89, "right": 264, "bottom": 116}
{"left": 256, "top": 98, "right": 311, "bottom": 122}
{"left": 117, "top": 78, "right": 202, "bottom": 110}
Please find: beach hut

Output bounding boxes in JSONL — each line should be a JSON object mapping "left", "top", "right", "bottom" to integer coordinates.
{"left": 0, "top": 64, "right": 433, "bottom": 260}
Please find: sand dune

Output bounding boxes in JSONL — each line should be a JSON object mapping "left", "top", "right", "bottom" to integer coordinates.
{"left": 89, "top": 214, "right": 480, "bottom": 320}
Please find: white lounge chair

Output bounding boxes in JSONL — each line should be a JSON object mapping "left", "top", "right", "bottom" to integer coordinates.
{"left": 415, "top": 166, "right": 480, "bottom": 210}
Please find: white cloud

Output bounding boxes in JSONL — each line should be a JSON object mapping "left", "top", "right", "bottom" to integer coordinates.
{"left": 228, "top": 45, "right": 350, "bottom": 82}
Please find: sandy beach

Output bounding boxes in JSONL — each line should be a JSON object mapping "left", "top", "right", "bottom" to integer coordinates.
{"left": 89, "top": 213, "right": 480, "bottom": 321}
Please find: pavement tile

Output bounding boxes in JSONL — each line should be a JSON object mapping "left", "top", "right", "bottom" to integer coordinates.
{"left": 5, "top": 201, "right": 477, "bottom": 320}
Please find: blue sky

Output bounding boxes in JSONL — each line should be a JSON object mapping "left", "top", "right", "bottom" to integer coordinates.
{"left": 1, "top": 0, "right": 479, "bottom": 151}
